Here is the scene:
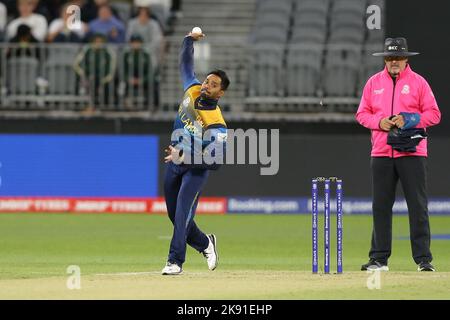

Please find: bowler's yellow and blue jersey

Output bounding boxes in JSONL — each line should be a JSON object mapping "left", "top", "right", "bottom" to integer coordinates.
{"left": 172, "top": 36, "right": 227, "bottom": 170}
{"left": 164, "top": 35, "right": 227, "bottom": 267}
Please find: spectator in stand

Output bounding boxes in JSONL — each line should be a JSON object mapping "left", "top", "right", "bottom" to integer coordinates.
{"left": 6, "top": 24, "right": 40, "bottom": 59}
{"left": 134, "top": 0, "right": 171, "bottom": 12}
{"left": 35, "top": 0, "right": 67, "bottom": 23}
{"left": 70, "top": 0, "right": 92, "bottom": 24}
{"left": 81, "top": 0, "right": 121, "bottom": 23}
{"left": 127, "top": 6, "right": 163, "bottom": 61}
{"left": 29, "top": 0, "right": 52, "bottom": 22}
{"left": 170, "top": 0, "right": 181, "bottom": 14}
{"left": 167, "top": 0, "right": 182, "bottom": 31}
{"left": 133, "top": 0, "right": 171, "bottom": 32}
{"left": 121, "top": 34, "right": 153, "bottom": 107}
{"left": 87, "top": 4, "right": 125, "bottom": 43}
{"left": 0, "top": 2, "right": 7, "bottom": 41}
{"left": 47, "top": 3, "right": 88, "bottom": 43}
{"left": 6, "top": 0, "right": 48, "bottom": 42}
{"left": 73, "top": 33, "right": 116, "bottom": 111}
{"left": 3, "top": 0, "right": 55, "bottom": 21}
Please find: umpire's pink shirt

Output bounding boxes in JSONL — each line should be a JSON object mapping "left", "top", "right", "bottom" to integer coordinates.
{"left": 356, "top": 64, "right": 441, "bottom": 158}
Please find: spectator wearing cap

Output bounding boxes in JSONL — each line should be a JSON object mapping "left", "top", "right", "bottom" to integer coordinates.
{"left": 47, "top": 3, "right": 88, "bottom": 43}
{"left": 6, "top": 0, "right": 48, "bottom": 42}
{"left": 121, "top": 34, "right": 153, "bottom": 108}
{"left": 127, "top": 6, "right": 163, "bottom": 62}
{"left": 6, "top": 24, "right": 40, "bottom": 59}
{"left": 87, "top": 4, "right": 125, "bottom": 43}
{"left": 73, "top": 32, "right": 117, "bottom": 111}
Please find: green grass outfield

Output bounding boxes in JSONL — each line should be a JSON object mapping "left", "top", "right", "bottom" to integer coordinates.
{"left": 0, "top": 213, "right": 449, "bottom": 299}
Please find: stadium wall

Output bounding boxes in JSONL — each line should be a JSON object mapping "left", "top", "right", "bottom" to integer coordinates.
{"left": 195, "top": 134, "right": 450, "bottom": 198}
{"left": 0, "top": 125, "right": 447, "bottom": 199}
{"left": 386, "top": 0, "right": 450, "bottom": 135}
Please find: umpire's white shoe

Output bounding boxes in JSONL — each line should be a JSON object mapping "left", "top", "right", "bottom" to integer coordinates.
{"left": 202, "top": 234, "right": 218, "bottom": 271}
{"left": 161, "top": 262, "right": 182, "bottom": 275}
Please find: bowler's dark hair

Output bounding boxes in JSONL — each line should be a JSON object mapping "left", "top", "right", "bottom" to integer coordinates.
{"left": 208, "top": 69, "right": 230, "bottom": 91}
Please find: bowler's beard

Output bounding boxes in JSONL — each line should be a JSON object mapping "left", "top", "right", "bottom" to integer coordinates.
{"left": 199, "top": 93, "right": 219, "bottom": 107}
{"left": 201, "top": 92, "right": 217, "bottom": 100}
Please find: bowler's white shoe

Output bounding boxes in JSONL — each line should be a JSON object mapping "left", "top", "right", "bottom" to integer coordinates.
{"left": 202, "top": 234, "right": 218, "bottom": 271}
{"left": 161, "top": 262, "right": 182, "bottom": 275}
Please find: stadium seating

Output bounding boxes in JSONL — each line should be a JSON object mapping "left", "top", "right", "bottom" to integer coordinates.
{"left": 323, "top": 45, "right": 362, "bottom": 96}
{"left": 329, "top": 27, "right": 365, "bottom": 44}
{"left": 7, "top": 57, "right": 39, "bottom": 95}
{"left": 111, "top": 2, "right": 132, "bottom": 23}
{"left": 254, "top": 11, "right": 291, "bottom": 30}
{"left": 0, "top": 0, "right": 387, "bottom": 113}
{"left": 332, "top": 0, "right": 366, "bottom": 15}
{"left": 251, "top": 0, "right": 291, "bottom": 44}
{"left": 252, "top": 25, "right": 289, "bottom": 44}
{"left": 295, "top": 0, "right": 330, "bottom": 15}
{"left": 149, "top": 4, "right": 170, "bottom": 32}
{"left": 247, "top": 0, "right": 385, "bottom": 106}
{"left": 329, "top": 2, "right": 366, "bottom": 44}
{"left": 45, "top": 63, "right": 78, "bottom": 96}
{"left": 358, "top": 44, "right": 384, "bottom": 94}
{"left": 291, "top": 26, "right": 327, "bottom": 44}
{"left": 257, "top": 0, "right": 293, "bottom": 15}
{"left": 248, "top": 44, "right": 284, "bottom": 96}
{"left": 44, "top": 46, "right": 80, "bottom": 97}
{"left": 285, "top": 44, "right": 323, "bottom": 96}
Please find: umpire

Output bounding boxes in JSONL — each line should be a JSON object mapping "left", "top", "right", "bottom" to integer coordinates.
{"left": 356, "top": 37, "right": 441, "bottom": 272}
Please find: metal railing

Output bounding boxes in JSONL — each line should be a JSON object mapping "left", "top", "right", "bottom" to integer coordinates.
{"left": 159, "top": 38, "right": 372, "bottom": 115}
{"left": 159, "top": 36, "right": 248, "bottom": 114}
{"left": 0, "top": 43, "right": 157, "bottom": 114}
{"left": 0, "top": 38, "right": 375, "bottom": 120}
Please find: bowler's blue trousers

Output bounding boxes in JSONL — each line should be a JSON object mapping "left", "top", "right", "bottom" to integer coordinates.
{"left": 164, "top": 161, "right": 210, "bottom": 266}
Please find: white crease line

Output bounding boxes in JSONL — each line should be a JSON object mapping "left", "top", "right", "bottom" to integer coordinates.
{"left": 96, "top": 272, "right": 160, "bottom": 276}
{"left": 95, "top": 271, "right": 211, "bottom": 277}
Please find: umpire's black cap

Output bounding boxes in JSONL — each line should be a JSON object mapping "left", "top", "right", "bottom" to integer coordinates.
{"left": 373, "top": 37, "right": 420, "bottom": 57}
